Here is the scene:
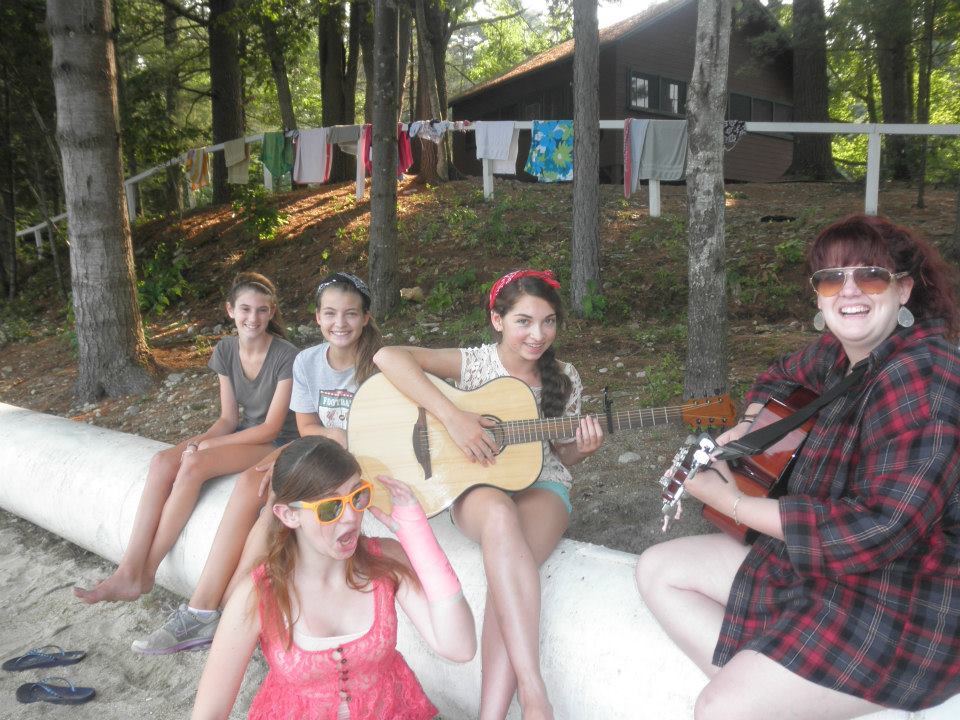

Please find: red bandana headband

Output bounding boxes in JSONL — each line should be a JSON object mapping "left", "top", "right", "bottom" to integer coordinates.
{"left": 488, "top": 269, "right": 561, "bottom": 310}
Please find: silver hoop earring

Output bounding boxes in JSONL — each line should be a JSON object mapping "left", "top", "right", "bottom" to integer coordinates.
{"left": 813, "top": 311, "right": 826, "bottom": 332}
{"left": 897, "top": 305, "right": 915, "bottom": 328}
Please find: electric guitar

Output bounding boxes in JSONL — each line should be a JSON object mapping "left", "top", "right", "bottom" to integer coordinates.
{"left": 659, "top": 387, "right": 816, "bottom": 543}
{"left": 348, "top": 372, "right": 736, "bottom": 517}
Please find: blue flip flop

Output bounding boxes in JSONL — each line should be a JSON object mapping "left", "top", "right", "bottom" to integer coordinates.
{"left": 16, "top": 676, "right": 95, "bottom": 705}
{"left": 2, "top": 645, "right": 87, "bottom": 671}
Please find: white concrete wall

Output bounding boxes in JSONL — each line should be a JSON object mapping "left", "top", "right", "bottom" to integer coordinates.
{"left": 0, "top": 402, "right": 956, "bottom": 719}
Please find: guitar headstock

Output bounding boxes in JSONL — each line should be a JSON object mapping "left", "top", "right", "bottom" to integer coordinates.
{"left": 659, "top": 433, "right": 718, "bottom": 527}
{"left": 680, "top": 393, "right": 737, "bottom": 430}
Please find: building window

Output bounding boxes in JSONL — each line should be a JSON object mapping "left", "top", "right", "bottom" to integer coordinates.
{"left": 727, "top": 92, "right": 792, "bottom": 123}
{"left": 629, "top": 72, "right": 657, "bottom": 110}
{"left": 628, "top": 71, "right": 685, "bottom": 115}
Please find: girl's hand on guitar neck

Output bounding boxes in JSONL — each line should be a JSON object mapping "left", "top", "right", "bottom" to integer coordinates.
{"left": 715, "top": 401, "right": 765, "bottom": 446}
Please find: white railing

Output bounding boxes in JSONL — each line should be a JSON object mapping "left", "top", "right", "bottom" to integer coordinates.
{"left": 14, "top": 122, "right": 960, "bottom": 245}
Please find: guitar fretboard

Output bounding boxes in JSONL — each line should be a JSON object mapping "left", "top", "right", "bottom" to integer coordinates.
{"left": 498, "top": 406, "right": 690, "bottom": 445}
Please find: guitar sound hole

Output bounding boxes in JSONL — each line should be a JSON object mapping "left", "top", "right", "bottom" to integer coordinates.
{"left": 482, "top": 415, "right": 506, "bottom": 454}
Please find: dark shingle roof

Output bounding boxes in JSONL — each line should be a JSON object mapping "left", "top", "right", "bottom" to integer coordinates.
{"left": 450, "top": 0, "right": 692, "bottom": 105}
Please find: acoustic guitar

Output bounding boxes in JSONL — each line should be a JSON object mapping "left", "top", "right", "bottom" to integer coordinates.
{"left": 659, "top": 387, "right": 816, "bottom": 543}
{"left": 348, "top": 372, "right": 736, "bottom": 517}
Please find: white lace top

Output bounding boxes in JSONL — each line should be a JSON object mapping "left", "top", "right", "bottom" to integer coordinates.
{"left": 457, "top": 344, "right": 583, "bottom": 489}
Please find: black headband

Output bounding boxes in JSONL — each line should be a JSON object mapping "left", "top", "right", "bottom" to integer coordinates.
{"left": 315, "top": 272, "right": 371, "bottom": 309}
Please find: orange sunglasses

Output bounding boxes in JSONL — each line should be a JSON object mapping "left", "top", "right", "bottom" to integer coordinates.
{"left": 289, "top": 481, "right": 373, "bottom": 524}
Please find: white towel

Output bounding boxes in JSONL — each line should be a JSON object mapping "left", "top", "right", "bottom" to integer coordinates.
{"left": 223, "top": 138, "right": 250, "bottom": 184}
{"left": 624, "top": 118, "right": 649, "bottom": 196}
{"left": 637, "top": 120, "right": 687, "bottom": 181}
{"left": 475, "top": 121, "right": 519, "bottom": 174}
{"left": 293, "top": 128, "right": 332, "bottom": 184}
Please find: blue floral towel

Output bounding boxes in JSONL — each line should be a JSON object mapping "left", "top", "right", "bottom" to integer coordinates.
{"left": 524, "top": 120, "right": 574, "bottom": 182}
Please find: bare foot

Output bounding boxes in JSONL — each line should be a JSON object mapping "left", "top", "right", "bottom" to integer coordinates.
{"left": 73, "top": 570, "right": 149, "bottom": 604}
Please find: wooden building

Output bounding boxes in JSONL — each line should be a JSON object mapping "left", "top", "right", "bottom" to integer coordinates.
{"left": 448, "top": 0, "right": 794, "bottom": 183}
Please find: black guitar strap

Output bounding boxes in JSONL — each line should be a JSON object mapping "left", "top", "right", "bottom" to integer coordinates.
{"left": 713, "top": 361, "right": 868, "bottom": 461}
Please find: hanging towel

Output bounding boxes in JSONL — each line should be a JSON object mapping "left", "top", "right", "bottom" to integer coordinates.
{"left": 328, "top": 124, "right": 363, "bottom": 153}
{"left": 397, "top": 123, "right": 413, "bottom": 176}
{"left": 184, "top": 147, "right": 209, "bottom": 191}
{"left": 224, "top": 138, "right": 250, "bottom": 184}
{"left": 362, "top": 124, "right": 412, "bottom": 178}
{"left": 293, "top": 127, "right": 332, "bottom": 184}
{"left": 475, "top": 121, "right": 519, "bottom": 175}
{"left": 409, "top": 120, "right": 451, "bottom": 143}
{"left": 637, "top": 120, "right": 687, "bottom": 181}
{"left": 623, "top": 118, "right": 650, "bottom": 198}
{"left": 261, "top": 131, "right": 294, "bottom": 179}
{"left": 524, "top": 120, "right": 574, "bottom": 183}
{"left": 723, "top": 119, "right": 747, "bottom": 150}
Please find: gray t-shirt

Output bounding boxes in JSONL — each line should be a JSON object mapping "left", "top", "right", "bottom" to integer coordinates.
{"left": 208, "top": 335, "right": 299, "bottom": 443}
{"left": 289, "top": 342, "right": 357, "bottom": 430}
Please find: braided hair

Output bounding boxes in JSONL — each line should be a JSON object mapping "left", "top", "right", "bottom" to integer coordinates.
{"left": 490, "top": 275, "right": 571, "bottom": 417}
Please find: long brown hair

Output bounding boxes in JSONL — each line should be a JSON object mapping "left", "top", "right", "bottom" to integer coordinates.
{"left": 315, "top": 273, "right": 383, "bottom": 384}
{"left": 809, "top": 214, "right": 959, "bottom": 341}
{"left": 258, "top": 437, "right": 416, "bottom": 648}
{"left": 228, "top": 272, "right": 287, "bottom": 338}
{"left": 490, "top": 274, "right": 572, "bottom": 417}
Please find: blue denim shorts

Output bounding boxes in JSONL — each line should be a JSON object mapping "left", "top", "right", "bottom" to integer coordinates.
{"left": 519, "top": 480, "right": 573, "bottom": 514}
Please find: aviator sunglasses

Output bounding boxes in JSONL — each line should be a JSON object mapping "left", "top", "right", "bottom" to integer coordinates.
{"left": 809, "top": 266, "right": 908, "bottom": 298}
{"left": 289, "top": 481, "right": 373, "bottom": 524}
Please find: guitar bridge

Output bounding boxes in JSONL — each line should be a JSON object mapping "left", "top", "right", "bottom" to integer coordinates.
{"left": 413, "top": 407, "right": 433, "bottom": 479}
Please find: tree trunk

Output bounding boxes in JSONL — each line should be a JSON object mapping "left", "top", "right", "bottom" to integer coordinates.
{"left": 163, "top": 4, "right": 184, "bottom": 213}
{"left": 786, "top": 0, "right": 838, "bottom": 180}
{"left": 570, "top": 0, "right": 600, "bottom": 317}
{"left": 318, "top": 0, "right": 360, "bottom": 182}
{"left": 684, "top": 0, "right": 732, "bottom": 398}
{"left": 359, "top": 0, "right": 375, "bottom": 122}
{"left": 259, "top": 11, "right": 298, "bottom": 131}
{"left": 396, "top": 2, "right": 412, "bottom": 121}
{"left": 46, "top": 0, "right": 154, "bottom": 401}
{"left": 915, "top": 0, "right": 937, "bottom": 208}
{"left": 412, "top": 0, "right": 447, "bottom": 182}
{"left": 0, "top": 53, "right": 16, "bottom": 299}
{"left": 208, "top": 0, "right": 244, "bottom": 203}
{"left": 872, "top": 0, "right": 912, "bottom": 180}
{"left": 369, "top": 0, "right": 400, "bottom": 318}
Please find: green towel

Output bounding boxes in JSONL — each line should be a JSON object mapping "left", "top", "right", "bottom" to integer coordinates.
{"left": 261, "top": 131, "right": 293, "bottom": 178}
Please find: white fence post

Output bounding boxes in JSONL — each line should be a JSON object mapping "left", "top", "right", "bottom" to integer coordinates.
{"left": 124, "top": 179, "right": 136, "bottom": 223}
{"left": 263, "top": 166, "right": 273, "bottom": 191}
{"left": 355, "top": 152, "right": 365, "bottom": 200}
{"left": 482, "top": 159, "right": 494, "bottom": 200}
{"left": 865, "top": 128, "right": 881, "bottom": 216}
{"left": 649, "top": 180, "right": 661, "bottom": 218}
{"left": 33, "top": 228, "right": 43, "bottom": 258}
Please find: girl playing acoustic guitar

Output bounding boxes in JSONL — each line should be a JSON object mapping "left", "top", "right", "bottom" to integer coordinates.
{"left": 637, "top": 215, "right": 960, "bottom": 719}
{"left": 132, "top": 272, "right": 383, "bottom": 654}
{"left": 373, "top": 269, "right": 604, "bottom": 720}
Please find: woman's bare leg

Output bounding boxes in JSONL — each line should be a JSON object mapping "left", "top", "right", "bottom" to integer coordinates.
{"left": 74, "top": 443, "right": 273, "bottom": 604}
{"left": 74, "top": 443, "right": 185, "bottom": 603}
{"left": 186, "top": 447, "right": 283, "bottom": 610}
{"left": 696, "top": 649, "right": 884, "bottom": 720}
{"left": 140, "top": 443, "right": 276, "bottom": 590}
{"left": 452, "top": 486, "right": 569, "bottom": 720}
{"left": 221, "top": 503, "right": 274, "bottom": 604}
{"left": 635, "top": 532, "right": 750, "bottom": 674}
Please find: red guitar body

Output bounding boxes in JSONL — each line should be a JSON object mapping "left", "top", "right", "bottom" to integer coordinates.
{"left": 704, "top": 387, "right": 817, "bottom": 543}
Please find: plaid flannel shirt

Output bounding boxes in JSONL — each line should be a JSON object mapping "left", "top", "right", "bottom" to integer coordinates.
{"left": 713, "top": 321, "right": 960, "bottom": 710}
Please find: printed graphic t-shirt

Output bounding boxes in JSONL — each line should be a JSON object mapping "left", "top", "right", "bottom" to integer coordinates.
{"left": 289, "top": 342, "right": 358, "bottom": 430}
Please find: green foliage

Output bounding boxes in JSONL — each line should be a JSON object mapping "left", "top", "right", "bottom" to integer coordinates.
{"left": 425, "top": 282, "right": 461, "bottom": 317}
{"left": 442, "top": 307, "right": 490, "bottom": 347}
{"left": 232, "top": 186, "right": 289, "bottom": 243}
{"left": 137, "top": 242, "right": 192, "bottom": 315}
{"left": 580, "top": 279, "right": 607, "bottom": 322}
{"left": 774, "top": 237, "right": 806, "bottom": 265}
{"left": 640, "top": 352, "right": 685, "bottom": 407}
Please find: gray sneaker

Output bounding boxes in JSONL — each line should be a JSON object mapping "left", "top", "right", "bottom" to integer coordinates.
{"left": 131, "top": 604, "right": 221, "bottom": 655}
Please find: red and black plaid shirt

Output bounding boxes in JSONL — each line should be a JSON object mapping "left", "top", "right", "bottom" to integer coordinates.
{"left": 714, "top": 321, "right": 960, "bottom": 711}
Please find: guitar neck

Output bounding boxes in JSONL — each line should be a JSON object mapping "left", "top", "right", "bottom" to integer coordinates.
{"left": 499, "top": 407, "right": 686, "bottom": 444}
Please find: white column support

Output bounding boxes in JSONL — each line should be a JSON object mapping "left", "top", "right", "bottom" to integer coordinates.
{"left": 649, "top": 179, "right": 662, "bottom": 218}
{"left": 0, "top": 403, "right": 957, "bottom": 719}
{"left": 33, "top": 228, "right": 43, "bottom": 258}
{"left": 482, "top": 159, "right": 494, "bottom": 200}
{"left": 263, "top": 166, "right": 273, "bottom": 191}
{"left": 865, "top": 128, "right": 882, "bottom": 216}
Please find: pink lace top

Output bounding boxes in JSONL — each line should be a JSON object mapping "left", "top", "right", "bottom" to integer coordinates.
{"left": 247, "top": 539, "right": 437, "bottom": 720}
